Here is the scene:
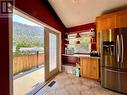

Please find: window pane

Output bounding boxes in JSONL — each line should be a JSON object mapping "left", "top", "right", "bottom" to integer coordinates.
{"left": 80, "top": 36, "right": 91, "bottom": 43}
{"left": 49, "top": 33, "right": 57, "bottom": 71}
{"left": 69, "top": 38, "right": 76, "bottom": 44}
{"left": 68, "top": 32, "right": 91, "bottom": 53}
{"left": 80, "top": 36, "right": 91, "bottom": 53}
{"left": 13, "top": 14, "right": 45, "bottom": 95}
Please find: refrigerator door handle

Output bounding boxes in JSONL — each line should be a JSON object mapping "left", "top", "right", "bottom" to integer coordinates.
{"left": 120, "top": 34, "right": 124, "bottom": 64}
{"left": 116, "top": 35, "right": 120, "bottom": 63}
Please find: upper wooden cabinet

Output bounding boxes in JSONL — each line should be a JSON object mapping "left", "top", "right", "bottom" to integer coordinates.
{"left": 96, "top": 9, "right": 127, "bottom": 32}
{"left": 96, "top": 14, "right": 116, "bottom": 31}
{"left": 116, "top": 9, "right": 127, "bottom": 28}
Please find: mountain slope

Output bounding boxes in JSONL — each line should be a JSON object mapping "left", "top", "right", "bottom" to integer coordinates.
{"left": 13, "top": 22, "right": 44, "bottom": 47}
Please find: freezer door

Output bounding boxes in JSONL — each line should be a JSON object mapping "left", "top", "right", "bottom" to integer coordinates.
{"left": 120, "top": 71, "right": 127, "bottom": 93}
{"left": 101, "top": 67, "right": 121, "bottom": 92}
{"left": 100, "top": 29, "right": 120, "bottom": 68}
{"left": 119, "top": 28, "right": 127, "bottom": 70}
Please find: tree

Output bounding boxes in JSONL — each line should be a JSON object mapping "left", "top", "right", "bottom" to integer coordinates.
{"left": 14, "top": 41, "right": 33, "bottom": 56}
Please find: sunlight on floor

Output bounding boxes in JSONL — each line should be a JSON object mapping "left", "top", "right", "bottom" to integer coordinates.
{"left": 13, "top": 67, "right": 44, "bottom": 95}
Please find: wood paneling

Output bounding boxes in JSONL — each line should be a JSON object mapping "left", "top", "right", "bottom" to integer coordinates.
{"left": 80, "top": 58, "right": 99, "bottom": 80}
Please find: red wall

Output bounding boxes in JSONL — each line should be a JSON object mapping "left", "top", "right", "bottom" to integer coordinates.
{"left": 67, "top": 23, "right": 96, "bottom": 33}
{"left": 0, "top": 18, "right": 10, "bottom": 95}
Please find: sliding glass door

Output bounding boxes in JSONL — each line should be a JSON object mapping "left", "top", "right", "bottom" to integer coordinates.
{"left": 13, "top": 13, "right": 45, "bottom": 95}
{"left": 12, "top": 10, "right": 61, "bottom": 95}
{"left": 44, "top": 28, "right": 60, "bottom": 81}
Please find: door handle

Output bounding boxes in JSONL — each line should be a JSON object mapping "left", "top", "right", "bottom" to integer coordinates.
{"left": 120, "top": 34, "right": 124, "bottom": 64}
{"left": 116, "top": 35, "right": 120, "bottom": 63}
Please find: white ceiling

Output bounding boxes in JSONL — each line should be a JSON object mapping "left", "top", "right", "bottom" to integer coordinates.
{"left": 48, "top": 0, "right": 127, "bottom": 28}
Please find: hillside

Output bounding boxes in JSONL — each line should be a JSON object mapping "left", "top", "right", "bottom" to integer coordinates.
{"left": 13, "top": 22, "right": 44, "bottom": 47}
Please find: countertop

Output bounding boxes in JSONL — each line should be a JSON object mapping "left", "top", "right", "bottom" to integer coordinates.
{"left": 62, "top": 54, "right": 100, "bottom": 59}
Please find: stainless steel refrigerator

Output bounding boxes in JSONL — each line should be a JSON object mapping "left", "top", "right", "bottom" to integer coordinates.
{"left": 100, "top": 28, "right": 127, "bottom": 94}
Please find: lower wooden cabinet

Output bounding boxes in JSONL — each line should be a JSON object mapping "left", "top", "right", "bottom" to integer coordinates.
{"left": 80, "top": 58, "right": 99, "bottom": 80}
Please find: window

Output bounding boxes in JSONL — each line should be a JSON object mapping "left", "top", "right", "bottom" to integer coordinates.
{"left": 68, "top": 32, "right": 92, "bottom": 53}
{"left": 13, "top": 14, "right": 45, "bottom": 95}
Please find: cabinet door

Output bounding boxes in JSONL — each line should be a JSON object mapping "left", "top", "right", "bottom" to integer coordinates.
{"left": 116, "top": 10, "right": 127, "bottom": 28}
{"left": 101, "top": 67, "right": 120, "bottom": 91}
{"left": 80, "top": 58, "right": 99, "bottom": 80}
{"left": 80, "top": 58, "right": 90, "bottom": 77}
{"left": 96, "top": 14, "right": 116, "bottom": 32}
{"left": 84, "top": 58, "right": 91, "bottom": 78}
{"left": 120, "top": 71, "right": 127, "bottom": 93}
{"left": 90, "top": 58, "right": 99, "bottom": 80}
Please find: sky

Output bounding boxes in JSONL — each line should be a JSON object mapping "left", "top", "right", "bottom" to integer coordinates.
{"left": 13, "top": 14, "right": 40, "bottom": 27}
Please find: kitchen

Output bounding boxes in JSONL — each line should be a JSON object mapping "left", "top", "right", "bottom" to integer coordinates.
{"left": 52, "top": 0, "right": 127, "bottom": 93}
{"left": 63, "top": 6, "right": 127, "bottom": 93}
{"left": 1, "top": 0, "right": 127, "bottom": 95}
{"left": 59, "top": 2, "right": 127, "bottom": 95}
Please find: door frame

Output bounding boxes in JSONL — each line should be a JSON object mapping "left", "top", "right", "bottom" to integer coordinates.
{"left": 10, "top": 8, "right": 61, "bottom": 95}
{"left": 44, "top": 28, "right": 60, "bottom": 81}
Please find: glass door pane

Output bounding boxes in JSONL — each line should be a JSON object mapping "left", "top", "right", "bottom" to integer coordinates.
{"left": 49, "top": 33, "right": 57, "bottom": 71}
{"left": 13, "top": 14, "right": 45, "bottom": 95}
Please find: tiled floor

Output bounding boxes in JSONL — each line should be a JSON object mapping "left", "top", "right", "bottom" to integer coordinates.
{"left": 35, "top": 72, "right": 124, "bottom": 95}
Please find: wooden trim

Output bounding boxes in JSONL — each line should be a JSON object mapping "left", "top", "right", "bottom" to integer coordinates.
{"left": 9, "top": 14, "right": 13, "bottom": 95}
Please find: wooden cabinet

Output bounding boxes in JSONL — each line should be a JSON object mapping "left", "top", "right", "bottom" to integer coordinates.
{"left": 80, "top": 58, "right": 99, "bottom": 80}
{"left": 116, "top": 9, "right": 127, "bottom": 28}
{"left": 96, "top": 9, "right": 127, "bottom": 31}
{"left": 96, "top": 14, "right": 116, "bottom": 32}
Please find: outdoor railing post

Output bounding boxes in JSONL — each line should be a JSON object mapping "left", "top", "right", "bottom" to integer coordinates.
{"left": 37, "top": 51, "right": 39, "bottom": 68}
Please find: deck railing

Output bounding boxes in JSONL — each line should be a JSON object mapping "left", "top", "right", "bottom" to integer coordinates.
{"left": 13, "top": 53, "right": 44, "bottom": 75}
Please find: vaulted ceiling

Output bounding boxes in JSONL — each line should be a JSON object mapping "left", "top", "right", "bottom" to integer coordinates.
{"left": 48, "top": 0, "right": 127, "bottom": 28}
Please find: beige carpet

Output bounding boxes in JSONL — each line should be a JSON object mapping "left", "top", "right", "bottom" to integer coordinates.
{"left": 35, "top": 72, "right": 124, "bottom": 95}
